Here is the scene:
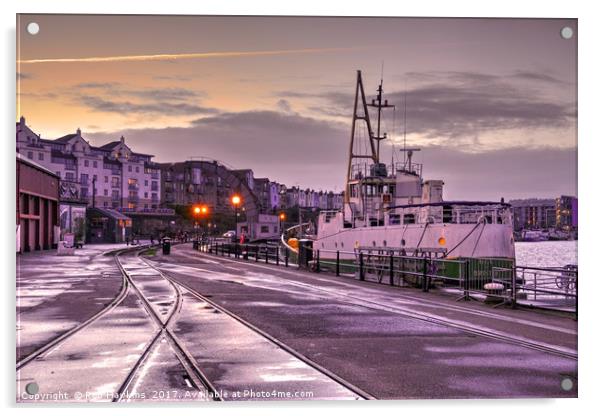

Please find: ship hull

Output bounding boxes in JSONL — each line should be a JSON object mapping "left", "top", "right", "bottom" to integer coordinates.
{"left": 315, "top": 222, "right": 515, "bottom": 260}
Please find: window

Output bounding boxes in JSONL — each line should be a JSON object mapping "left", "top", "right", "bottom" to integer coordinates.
{"left": 104, "top": 189, "right": 108, "bottom": 196}
{"left": 135, "top": 166, "right": 139, "bottom": 173}
{"left": 38, "top": 153, "right": 44, "bottom": 161}
{"left": 81, "top": 188, "right": 88, "bottom": 197}
{"left": 128, "top": 165, "right": 132, "bottom": 172}
{"left": 27, "top": 151, "right": 33, "bottom": 159}
{"left": 260, "top": 225, "right": 269, "bottom": 233}
{"left": 144, "top": 192, "right": 148, "bottom": 198}
{"left": 403, "top": 214, "right": 416, "bottom": 224}
{"left": 84, "top": 160, "right": 89, "bottom": 167}
{"left": 93, "top": 174, "right": 97, "bottom": 181}
{"left": 104, "top": 176, "right": 108, "bottom": 183}
{"left": 80, "top": 173, "right": 88, "bottom": 184}
{"left": 93, "top": 161, "right": 98, "bottom": 168}
{"left": 144, "top": 180, "right": 148, "bottom": 186}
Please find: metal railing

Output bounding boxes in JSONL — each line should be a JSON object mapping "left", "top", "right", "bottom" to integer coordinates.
{"left": 199, "top": 239, "right": 577, "bottom": 317}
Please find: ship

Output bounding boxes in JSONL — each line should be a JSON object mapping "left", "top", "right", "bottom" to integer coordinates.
{"left": 308, "top": 70, "right": 515, "bottom": 263}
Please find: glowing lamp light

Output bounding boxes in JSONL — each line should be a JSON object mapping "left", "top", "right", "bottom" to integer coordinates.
{"left": 231, "top": 195, "right": 241, "bottom": 206}
{"left": 201, "top": 206, "right": 208, "bottom": 214}
{"left": 438, "top": 237, "right": 446, "bottom": 246}
{"left": 193, "top": 206, "right": 201, "bottom": 215}
{"left": 279, "top": 213, "right": 286, "bottom": 221}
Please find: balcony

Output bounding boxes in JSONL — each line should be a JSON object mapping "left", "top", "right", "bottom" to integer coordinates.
{"left": 128, "top": 184, "right": 139, "bottom": 191}
{"left": 151, "top": 172, "right": 159, "bottom": 179}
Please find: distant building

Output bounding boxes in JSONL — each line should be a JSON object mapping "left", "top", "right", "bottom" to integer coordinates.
{"left": 509, "top": 198, "right": 556, "bottom": 231}
{"left": 16, "top": 154, "right": 60, "bottom": 252}
{"left": 556, "top": 195, "right": 578, "bottom": 232}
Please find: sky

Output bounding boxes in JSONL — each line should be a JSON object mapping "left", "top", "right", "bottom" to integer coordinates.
{"left": 16, "top": 15, "right": 577, "bottom": 200}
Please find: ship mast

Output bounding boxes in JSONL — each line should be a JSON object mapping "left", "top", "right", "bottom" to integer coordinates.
{"left": 345, "top": 70, "right": 394, "bottom": 203}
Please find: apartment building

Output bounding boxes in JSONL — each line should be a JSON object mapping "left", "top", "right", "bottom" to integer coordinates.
{"left": 16, "top": 117, "right": 162, "bottom": 212}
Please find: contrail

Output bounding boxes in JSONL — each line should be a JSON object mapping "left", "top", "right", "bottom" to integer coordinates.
{"left": 18, "top": 47, "right": 354, "bottom": 64}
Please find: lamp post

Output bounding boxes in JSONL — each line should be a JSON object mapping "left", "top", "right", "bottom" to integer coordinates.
{"left": 231, "top": 194, "right": 241, "bottom": 242}
{"left": 193, "top": 205, "right": 208, "bottom": 245}
{"left": 279, "top": 212, "right": 286, "bottom": 236}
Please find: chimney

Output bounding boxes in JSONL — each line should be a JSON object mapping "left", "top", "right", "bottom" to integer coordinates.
{"left": 76, "top": 127, "right": 81, "bottom": 137}
{"left": 120, "top": 136, "right": 125, "bottom": 144}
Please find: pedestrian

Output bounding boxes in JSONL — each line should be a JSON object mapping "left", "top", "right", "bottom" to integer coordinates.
{"left": 125, "top": 235, "right": 130, "bottom": 246}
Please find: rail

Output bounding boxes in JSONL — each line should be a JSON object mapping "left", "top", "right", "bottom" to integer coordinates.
{"left": 199, "top": 239, "right": 577, "bottom": 317}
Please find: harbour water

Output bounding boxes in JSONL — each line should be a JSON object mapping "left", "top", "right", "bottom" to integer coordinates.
{"left": 515, "top": 240, "right": 578, "bottom": 268}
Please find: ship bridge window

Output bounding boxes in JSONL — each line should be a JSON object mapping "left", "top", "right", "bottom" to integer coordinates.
{"left": 389, "top": 214, "right": 401, "bottom": 225}
{"left": 403, "top": 214, "right": 415, "bottom": 224}
{"left": 443, "top": 205, "right": 454, "bottom": 223}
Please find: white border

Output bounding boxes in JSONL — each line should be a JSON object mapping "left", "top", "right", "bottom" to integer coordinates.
{"left": 2, "top": 1, "right": 600, "bottom": 415}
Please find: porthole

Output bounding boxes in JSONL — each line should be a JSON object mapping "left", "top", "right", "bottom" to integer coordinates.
{"left": 372, "top": 241, "right": 376, "bottom": 247}
{"left": 401, "top": 239, "right": 406, "bottom": 247}
{"left": 335, "top": 242, "right": 338, "bottom": 248}
{"left": 341, "top": 242, "right": 344, "bottom": 248}
{"left": 383, "top": 240, "right": 387, "bottom": 247}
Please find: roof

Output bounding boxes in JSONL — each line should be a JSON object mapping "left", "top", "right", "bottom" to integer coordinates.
{"left": 98, "top": 141, "right": 121, "bottom": 150}
{"left": 16, "top": 153, "right": 60, "bottom": 178}
{"left": 54, "top": 134, "right": 78, "bottom": 143}
{"left": 89, "top": 207, "right": 131, "bottom": 221}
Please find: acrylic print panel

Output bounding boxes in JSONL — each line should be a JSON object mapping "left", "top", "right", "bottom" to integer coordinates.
{"left": 16, "top": 14, "right": 577, "bottom": 402}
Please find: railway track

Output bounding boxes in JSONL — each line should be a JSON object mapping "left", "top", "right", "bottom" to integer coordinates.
{"left": 113, "top": 250, "right": 221, "bottom": 402}
{"left": 137, "top": 253, "right": 374, "bottom": 400}
{"left": 179, "top": 249, "right": 578, "bottom": 360}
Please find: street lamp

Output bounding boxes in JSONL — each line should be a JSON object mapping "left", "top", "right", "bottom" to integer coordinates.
{"left": 231, "top": 194, "right": 241, "bottom": 242}
{"left": 192, "top": 204, "right": 209, "bottom": 246}
{"left": 279, "top": 212, "right": 286, "bottom": 236}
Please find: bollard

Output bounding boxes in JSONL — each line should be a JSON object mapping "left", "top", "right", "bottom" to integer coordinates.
{"left": 359, "top": 252, "right": 365, "bottom": 281}
{"left": 316, "top": 250, "right": 320, "bottom": 273}
{"left": 243, "top": 244, "right": 249, "bottom": 260}
{"left": 389, "top": 253, "right": 394, "bottom": 286}
{"left": 336, "top": 250, "right": 340, "bottom": 276}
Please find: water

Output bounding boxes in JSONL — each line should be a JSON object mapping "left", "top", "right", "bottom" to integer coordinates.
{"left": 515, "top": 240, "right": 577, "bottom": 268}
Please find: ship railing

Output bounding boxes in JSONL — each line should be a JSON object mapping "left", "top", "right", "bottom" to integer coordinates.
{"left": 392, "top": 204, "right": 512, "bottom": 225}
{"left": 199, "top": 239, "right": 576, "bottom": 317}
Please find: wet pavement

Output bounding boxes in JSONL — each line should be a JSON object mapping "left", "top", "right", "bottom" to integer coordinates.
{"left": 148, "top": 244, "right": 578, "bottom": 399}
{"left": 16, "top": 244, "right": 130, "bottom": 361}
